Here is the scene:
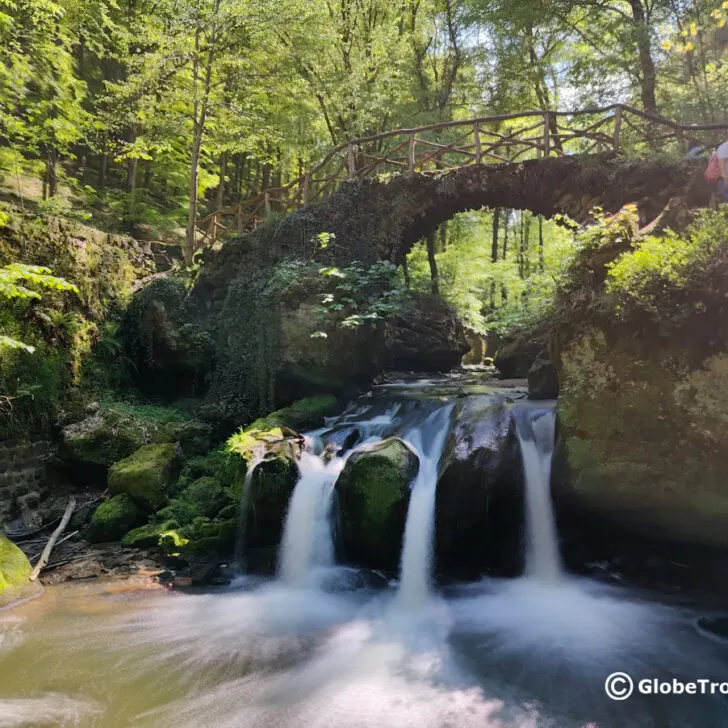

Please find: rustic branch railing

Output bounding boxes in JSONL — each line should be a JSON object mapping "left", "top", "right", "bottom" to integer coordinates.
{"left": 195, "top": 104, "right": 728, "bottom": 249}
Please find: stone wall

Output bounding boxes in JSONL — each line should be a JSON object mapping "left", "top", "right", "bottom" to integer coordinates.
{"left": 0, "top": 440, "right": 54, "bottom": 529}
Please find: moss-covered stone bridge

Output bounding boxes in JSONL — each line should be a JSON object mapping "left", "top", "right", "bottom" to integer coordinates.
{"left": 198, "top": 153, "right": 712, "bottom": 294}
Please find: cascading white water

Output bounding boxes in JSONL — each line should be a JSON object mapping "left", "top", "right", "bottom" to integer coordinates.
{"left": 278, "top": 408, "right": 401, "bottom": 588}
{"left": 395, "top": 405, "right": 454, "bottom": 611}
{"left": 278, "top": 447, "right": 344, "bottom": 587}
{"left": 514, "top": 408, "right": 562, "bottom": 582}
{"left": 233, "top": 455, "right": 263, "bottom": 572}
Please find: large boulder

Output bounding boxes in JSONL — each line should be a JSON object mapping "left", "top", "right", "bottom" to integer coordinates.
{"left": 436, "top": 397, "right": 525, "bottom": 578}
{"left": 335, "top": 437, "right": 419, "bottom": 572}
{"left": 60, "top": 406, "right": 186, "bottom": 468}
{"left": 124, "top": 277, "right": 214, "bottom": 397}
{"left": 494, "top": 329, "right": 546, "bottom": 379}
{"left": 107, "top": 443, "right": 179, "bottom": 509}
{"left": 61, "top": 411, "right": 146, "bottom": 467}
{"left": 528, "top": 356, "right": 559, "bottom": 399}
{"left": 0, "top": 535, "right": 31, "bottom": 605}
{"left": 86, "top": 494, "right": 146, "bottom": 543}
{"left": 243, "top": 456, "right": 300, "bottom": 549}
{"left": 558, "top": 329, "right": 728, "bottom": 550}
{"left": 381, "top": 294, "right": 470, "bottom": 371}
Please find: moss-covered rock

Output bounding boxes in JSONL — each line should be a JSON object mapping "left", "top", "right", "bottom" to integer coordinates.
{"left": 558, "top": 330, "right": 728, "bottom": 548}
{"left": 551, "top": 209, "right": 728, "bottom": 551}
{"left": 60, "top": 405, "right": 186, "bottom": 467}
{"left": 61, "top": 411, "right": 146, "bottom": 467}
{"left": 124, "top": 276, "right": 214, "bottom": 398}
{"left": 335, "top": 437, "right": 419, "bottom": 571}
{"left": 243, "top": 456, "right": 300, "bottom": 549}
{"left": 122, "top": 520, "right": 178, "bottom": 548}
{"left": 178, "top": 421, "right": 214, "bottom": 458}
{"left": 86, "top": 494, "right": 146, "bottom": 543}
{"left": 108, "top": 443, "right": 179, "bottom": 508}
{"left": 0, "top": 535, "right": 33, "bottom": 606}
{"left": 250, "top": 396, "right": 339, "bottom": 433}
{"left": 159, "top": 476, "right": 229, "bottom": 524}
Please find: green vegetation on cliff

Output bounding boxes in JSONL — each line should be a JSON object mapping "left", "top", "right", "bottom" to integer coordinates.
{"left": 555, "top": 207, "right": 728, "bottom": 548}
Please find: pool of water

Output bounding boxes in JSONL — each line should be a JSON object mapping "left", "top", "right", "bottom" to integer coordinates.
{"left": 1, "top": 570, "right": 727, "bottom": 728}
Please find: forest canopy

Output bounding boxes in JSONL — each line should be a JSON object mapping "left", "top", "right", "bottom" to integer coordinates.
{"left": 0, "top": 0, "right": 727, "bottom": 327}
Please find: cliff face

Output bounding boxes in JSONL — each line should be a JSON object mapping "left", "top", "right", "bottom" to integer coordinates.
{"left": 551, "top": 207, "right": 728, "bottom": 549}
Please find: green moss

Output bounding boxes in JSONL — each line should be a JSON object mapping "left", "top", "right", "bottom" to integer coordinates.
{"left": 335, "top": 438, "right": 418, "bottom": 571}
{"left": 159, "top": 476, "right": 229, "bottom": 524}
{"left": 122, "top": 520, "right": 178, "bottom": 548}
{"left": 0, "top": 535, "right": 32, "bottom": 602}
{"left": 62, "top": 411, "right": 147, "bottom": 466}
{"left": 86, "top": 494, "right": 146, "bottom": 543}
{"left": 243, "top": 456, "right": 299, "bottom": 548}
{"left": 0, "top": 211, "right": 154, "bottom": 439}
{"left": 107, "top": 443, "right": 178, "bottom": 508}
{"left": 177, "top": 421, "right": 214, "bottom": 458}
{"left": 61, "top": 403, "right": 189, "bottom": 467}
{"left": 253, "top": 396, "right": 338, "bottom": 431}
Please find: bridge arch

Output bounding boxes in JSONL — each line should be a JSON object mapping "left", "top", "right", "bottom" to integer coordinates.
{"left": 199, "top": 153, "right": 710, "bottom": 291}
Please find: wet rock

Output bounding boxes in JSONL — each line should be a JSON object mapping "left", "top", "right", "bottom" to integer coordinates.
{"left": 494, "top": 329, "right": 546, "bottom": 379}
{"left": 86, "top": 494, "right": 146, "bottom": 543}
{"left": 528, "top": 356, "right": 559, "bottom": 400}
{"left": 335, "top": 437, "right": 419, "bottom": 572}
{"left": 382, "top": 294, "right": 470, "bottom": 372}
{"left": 107, "top": 444, "right": 179, "bottom": 509}
{"left": 122, "top": 521, "right": 177, "bottom": 548}
{"left": 436, "top": 398, "right": 525, "bottom": 578}
{"left": 243, "top": 457, "right": 300, "bottom": 549}
{"left": 160, "top": 476, "right": 229, "bottom": 524}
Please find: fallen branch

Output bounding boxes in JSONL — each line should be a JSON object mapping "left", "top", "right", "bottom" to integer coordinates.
{"left": 30, "top": 497, "right": 76, "bottom": 581}
{"left": 29, "top": 530, "right": 79, "bottom": 564}
{"left": 11, "top": 491, "right": 107, "bottom": 542}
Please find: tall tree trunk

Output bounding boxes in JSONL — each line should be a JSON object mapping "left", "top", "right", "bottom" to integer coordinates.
{"left": 426, "top": 231, "right": 439, "bottom": 296}
{"left": 490, "top": 208, "right": 500, "bottom": 309}
{"left": 216, "top": 152, "right": 228, "bottom": 210}
{"left": 538, "top": 216, "right": 544, "bottom": 272}
{"left": 185, "top": 131, "right": 203, "bottom": 265}
{"left": 501, "top": 211, "right": 509, "bottom": 304}
{"left": 143, "top": 162, "right": 152, "bottom": 191}
{"left": 126, "top": 156, "right": 138, "bottom": 234}
{"left": 45, "top": 148, "right": 58, "bottom": 198}
{"left": 402, "top": 256, "right": 411, "bottom": 289}
{"left": 491, "top": 208, "right": 500, "bottom": 263}
{"left": 629, "top": 0, "right": 658, "bottom": 113}
{"left": 99, "top": 148, "right": 108, "bottom": 191}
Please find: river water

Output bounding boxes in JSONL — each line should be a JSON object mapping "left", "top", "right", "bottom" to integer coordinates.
{"left": 2, "top": 377, "right": 728, "bottom": 727}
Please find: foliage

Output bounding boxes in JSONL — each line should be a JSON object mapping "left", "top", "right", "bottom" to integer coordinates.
{"left": 406, "top": 210, "right": 575, "bottom": 335}
{"left": 1, "top": 0, "right": 719, "bottom": 258}
{"left": 606, "top": 207, "right": 728, "bottom": 314}
{"left": 0, "top": 263, "right": 78, "bottom": 351}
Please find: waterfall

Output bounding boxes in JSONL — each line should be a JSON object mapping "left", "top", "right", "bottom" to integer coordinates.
{"left": 395, "top": 405, "right": 454, "bottom": 611}
{"left": 233, "top": 455, "right": 263, "bottom": 573}
{"left": 277, "top": 407, "right": 399, "bottom": 588}
{"left": 514, "top": 408, "right": 562, "bottom": 582}
{"left": 278, "top": 447, "right": 345, "bottom": 587}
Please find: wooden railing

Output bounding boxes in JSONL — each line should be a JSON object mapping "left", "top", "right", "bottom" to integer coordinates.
{"left": 196, "top": 104, "right": 728, "bottom": 248}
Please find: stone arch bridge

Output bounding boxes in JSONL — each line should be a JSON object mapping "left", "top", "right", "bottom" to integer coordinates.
{"left": 195, "top": 105, "right": 727, "bottom": 291}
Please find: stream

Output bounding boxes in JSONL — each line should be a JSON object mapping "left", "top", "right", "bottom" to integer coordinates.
{"left": 2, "top": 377, "right": 728, "bottom": 728}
